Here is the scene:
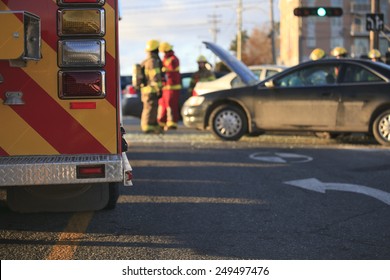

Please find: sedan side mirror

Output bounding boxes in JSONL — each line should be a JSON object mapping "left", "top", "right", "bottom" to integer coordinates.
{"left": 265, "top": 80, "right": 275, "bottom": 88}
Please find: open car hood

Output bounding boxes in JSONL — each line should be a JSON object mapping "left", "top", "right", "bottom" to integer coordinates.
{"left": 204, "top": 41, "right": 258, "bottom": 86}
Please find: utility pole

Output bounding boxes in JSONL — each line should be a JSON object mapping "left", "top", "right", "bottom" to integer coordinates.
{"left": 269, "top": 0, "right": 275, "bottom": 64}
{"left": 208, "top": 13, "right": 221, "bottom": 44}
{"left": 208, "top": 13, "right": 221, "bottom": 66}
{"left": 237, "top": 0, "right": 243, "bottom": 60}
{"left": 370, "top": 0, "right": 380, "bottom": 50}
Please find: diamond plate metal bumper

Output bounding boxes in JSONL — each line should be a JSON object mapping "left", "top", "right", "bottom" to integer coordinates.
{"left": 0, "top": 154, "right": 126, "bottom": 187}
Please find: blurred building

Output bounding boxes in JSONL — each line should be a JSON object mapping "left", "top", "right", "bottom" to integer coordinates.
{"left": 279, "top": 0, "right": 390, "bottom": 66}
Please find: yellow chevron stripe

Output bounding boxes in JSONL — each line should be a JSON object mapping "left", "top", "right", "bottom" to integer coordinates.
{"left": 22, "top": 43, "right": 117, "bottom": 153}
{"left": 105, "top": 4, "right": 116, "bottom": 58}
{"left": 0, "top": 13, "right": 24, "bottom": 59}
{"left": 0, "top": 1, "right": 7, "bottom": 9}
{"left": 1, "top": 3, "right": 117, "bottom": 153}
{"left": 0, "top": 98, "right": 59, "bottom": 155}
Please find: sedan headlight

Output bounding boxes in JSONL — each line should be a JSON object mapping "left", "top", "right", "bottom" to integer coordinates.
{"left": 186, "top": 96, "right": 205, "bottom": 107}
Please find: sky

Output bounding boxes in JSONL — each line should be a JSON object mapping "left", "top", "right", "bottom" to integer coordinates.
{"left": 118, "top": 0, "right": 280, "bottom": 75}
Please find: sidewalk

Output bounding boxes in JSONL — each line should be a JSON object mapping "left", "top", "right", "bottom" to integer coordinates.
{"left": 122, "top": 116, "right": 213, "bottom": 145}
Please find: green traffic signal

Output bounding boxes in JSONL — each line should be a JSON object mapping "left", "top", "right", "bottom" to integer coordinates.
{"left": 317, "top": 7, "right": 326, "bottom": 17}
{"left": 293, "top": 7, "right": 343, "bottom": 17}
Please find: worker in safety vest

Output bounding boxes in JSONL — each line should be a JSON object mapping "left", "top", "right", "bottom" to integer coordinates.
{"left": 368, "top": 49, "right": 382, "bottom": 62}
{"left": 140, "top": 39, "right": 163, "bottom": 133}
{"left": 188, "top": 55, "right": 216, "bottom": 95}
{"left": 158, "top": 42, "right": 182, "bottom": 130}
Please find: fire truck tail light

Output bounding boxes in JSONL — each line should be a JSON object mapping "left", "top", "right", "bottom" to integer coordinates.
{"left": 58, "top": 39, "right": 105, "bottom": 67}
{"left": 58, "top": 9, "right": 105, "bottom": 36}
{"left": 59, "top": 70, "right": 105, "bottom": 99}
{"left": 58, "top": 0, "right": 105, "bottom": 5}
{"left": 77, "top": 165, "right": 105, "bottom": 179}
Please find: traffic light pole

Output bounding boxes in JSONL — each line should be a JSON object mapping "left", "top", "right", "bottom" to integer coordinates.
{"left": 370, "top": 0, "right": 380, "bottom": 50}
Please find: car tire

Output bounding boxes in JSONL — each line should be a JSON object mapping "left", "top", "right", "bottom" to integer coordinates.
{"left": 209, "top": 104, "right": 247, "bottom": 141}
{"left": 104, "top": 182, "right": 120, "bottom": 210}
{"left": 372, "top": 110, "right": 390, "bottom": 146}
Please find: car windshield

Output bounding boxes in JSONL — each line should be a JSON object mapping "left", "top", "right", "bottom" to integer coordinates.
{"left": 232, "top": 67, "right": 283, "bottom": 88}
{"left": 265, "top": 69, "right": 279, "bottom": 78}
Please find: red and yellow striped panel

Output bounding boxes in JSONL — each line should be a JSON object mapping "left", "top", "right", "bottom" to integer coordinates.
{"left": 0, "top": 0, "right": 120, "bottom": 156}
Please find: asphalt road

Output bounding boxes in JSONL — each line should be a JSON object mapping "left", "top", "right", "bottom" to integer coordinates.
{"left": 1, "top": 117, "right": 390, "bottom": 260}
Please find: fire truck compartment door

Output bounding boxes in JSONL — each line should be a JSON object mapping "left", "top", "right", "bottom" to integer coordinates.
{"left": 0, "top": 11, "right": 41, "bottom": 60}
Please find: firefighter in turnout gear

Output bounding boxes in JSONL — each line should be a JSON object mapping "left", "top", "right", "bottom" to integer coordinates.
{"left": 310, "top": 48, "right": 326, "bottom": 60}
{"left": 140, "top": 39, "right": 163, "bottom": 133}
{"left": 368, "top": 49, "right": 382, "bottom": 62}
{"left": 157, "top": 42, "right": 182, "bottom": 130}
{"left": 189, "top": 55, "right": 216, "bottom": 95}
{"left": 331, "top": 46, "right": 348, "bottom": 58}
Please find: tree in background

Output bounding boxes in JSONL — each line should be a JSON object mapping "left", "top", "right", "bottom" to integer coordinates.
{"left": 243, "top": 27, "right": 273, "bottom": 65}
{"left": 230, "top": 26, "right": 274, "bottom": 66}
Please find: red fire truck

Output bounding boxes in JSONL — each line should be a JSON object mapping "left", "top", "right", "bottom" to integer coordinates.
{"left": 0, "top": 0, "right": 132, "bottom": 212}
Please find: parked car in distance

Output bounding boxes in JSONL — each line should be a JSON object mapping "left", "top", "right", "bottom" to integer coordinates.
{"left": 120, "top": 75, "right": 132, "bottom": 90}
{"left": 193, "top": 64, "right": 287, "bottom": 96}
{"left": 182, "top": 41, "right": 390, "bottom": 146}
{"left": 121, "top": 72, "right": 226, "bottom": 118}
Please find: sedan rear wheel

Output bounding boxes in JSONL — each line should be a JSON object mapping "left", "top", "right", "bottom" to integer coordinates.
{"left": 210, "top": 105, "right": 247, "bottom": 141}
{"left": 373, "top": 110, "right": 390, "bottom": 145}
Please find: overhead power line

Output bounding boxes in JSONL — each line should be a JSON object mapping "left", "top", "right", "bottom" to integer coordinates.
{"left": 123, "top": 0, "right": 267, "bottom": 14}
{"left": 123, "top": 1, "right": 233, "bottom": 11}
{"left": 120, "top": 21, "right": 210, "bottom": 31}
{"left": 123, "top": 0, "right": 234, "bottom": 8}
{"left": 208, "top": 13, "right": 222, "bottom": 43}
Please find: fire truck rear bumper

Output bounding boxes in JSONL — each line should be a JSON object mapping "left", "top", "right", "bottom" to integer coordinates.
{"left": 0, "top": 153, "right": 132, "bottom": 187}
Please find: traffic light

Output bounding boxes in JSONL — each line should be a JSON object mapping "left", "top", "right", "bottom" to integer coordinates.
{"left": 293, "top": 7, "right": 343, "bottom": 17}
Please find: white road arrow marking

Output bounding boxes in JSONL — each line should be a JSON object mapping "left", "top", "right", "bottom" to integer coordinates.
{"left": 284, "top": 178, "right": 390, "bottom": 206}
{"left": 249, "top": 152, "right": 313, "bottom": 163}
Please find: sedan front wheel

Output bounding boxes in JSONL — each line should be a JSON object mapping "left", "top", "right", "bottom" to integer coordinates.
{"left": 373, "top": 110, "right": 390, "bottom": 145}
{"left": 209, "top": 104, "right": 247, "bottom": 141}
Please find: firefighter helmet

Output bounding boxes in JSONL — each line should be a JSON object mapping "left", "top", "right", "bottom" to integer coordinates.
{"left": 310, "top": 48, "right": 326, "bottom": 60}
{"left": 331, "top": 46, "right": 347, "bottom": 58}
{"left": 368, "top": 49, "right": 381, "bottom": 59}
{"left": 159, "top": 42, "right": 173, "bottom": 52}
{"left": 197, "top": 55, "right": 207, "bottom": 63}
{"left": 145, "top": 39, "right": 159, "bottom": 52}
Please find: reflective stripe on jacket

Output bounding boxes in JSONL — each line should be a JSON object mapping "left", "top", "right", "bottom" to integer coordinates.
{"left": 162, "top": 51, "right": 181, "bottom": 91}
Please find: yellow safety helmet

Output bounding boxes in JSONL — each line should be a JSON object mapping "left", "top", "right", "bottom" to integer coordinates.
{"left": 197, "top": 55, "right": 207, "bottom": 63}
{"left": 331, "top": 46, "right": 347, "bottom": 58}
{"left": 145, "top": 39, "right": 159, "bottom": 52}
{"left": 159, "top": 42, "right": 173, "bottom": 52}
{"left": 368, "top": 49, "right": 381, "bottom": 59}
{"left": 310, "top": 48, "right": 326, "bottom": 60}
